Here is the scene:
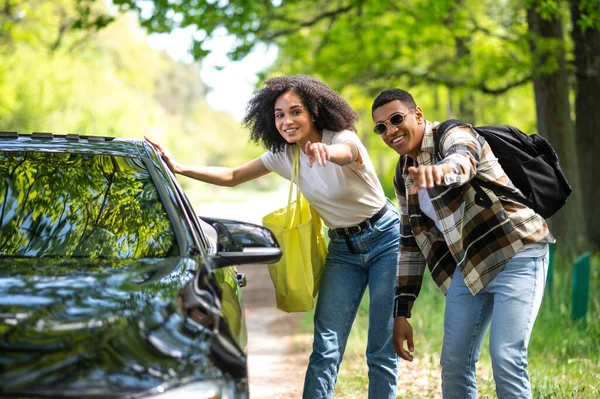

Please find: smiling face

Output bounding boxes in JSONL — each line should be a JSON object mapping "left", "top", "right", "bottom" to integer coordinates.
{"left": 372, "top": 100, "right": 425, "bottom": 159}
{"left": 274, "top": 90, "right": 321, "bottom": 147}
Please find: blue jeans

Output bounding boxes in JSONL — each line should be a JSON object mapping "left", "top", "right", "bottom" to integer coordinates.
{"left": 441, "top": 252, "right": 549, "bottom": 399}
{"left": 302, "top": 203, "right": 400, "bottom": 399}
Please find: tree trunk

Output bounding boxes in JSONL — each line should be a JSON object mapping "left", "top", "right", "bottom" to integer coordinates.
{"left": 447, "top": 88, "right": 456, "bottom": 119}
{"left": 570, "top": 0, "right": 600, "bottom": 250}
{"left": 526, "top": 7, "right": 587, "bottom": 255}
{"left": 456, "top": 38, "right": 476, "bottom": 123}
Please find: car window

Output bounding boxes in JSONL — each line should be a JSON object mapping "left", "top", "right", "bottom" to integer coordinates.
{"left": 0, "top": 151, "right": 179, "bottom": 259}
{"left": 163, "top": 168, "right": 212, "bottom": 252}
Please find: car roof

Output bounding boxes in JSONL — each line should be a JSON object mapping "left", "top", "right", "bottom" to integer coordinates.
{"left": 0, "top": 132, "right": 150, "bottom": 158}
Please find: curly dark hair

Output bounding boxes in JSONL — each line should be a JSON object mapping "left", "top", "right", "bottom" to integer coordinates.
{"left": 243, "top": 74, "right": 359, "bottom": 152}
{"left": 371, "top": 88, "right": 417, "bottom": 113}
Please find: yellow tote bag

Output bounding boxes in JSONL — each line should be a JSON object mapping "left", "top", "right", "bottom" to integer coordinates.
{"left": 262, "top": 146, "right": 328, "bottom": 312}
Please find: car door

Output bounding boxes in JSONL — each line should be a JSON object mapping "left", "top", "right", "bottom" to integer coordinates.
{"left": 156, "top": 162, "right": 248, "bottom": 352}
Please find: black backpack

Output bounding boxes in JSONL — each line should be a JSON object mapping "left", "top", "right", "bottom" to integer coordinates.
{"left": 393, "top": 119, "right": 572, "bottom": 219}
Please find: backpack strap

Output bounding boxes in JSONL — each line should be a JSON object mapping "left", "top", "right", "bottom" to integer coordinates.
{"left": 433, "top": 119, "right": 476, "bottom": 161}
{"left": 393, "top": 155, "right": 405, "bottom": 196}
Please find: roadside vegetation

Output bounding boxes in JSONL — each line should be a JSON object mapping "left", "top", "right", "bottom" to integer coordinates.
{"left": 0, "top": 0, "right": 278, "bottom": 196}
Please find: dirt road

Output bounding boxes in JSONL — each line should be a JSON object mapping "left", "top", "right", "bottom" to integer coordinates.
{"left": 238, "top": 264, "right": 309, "bottom": 398}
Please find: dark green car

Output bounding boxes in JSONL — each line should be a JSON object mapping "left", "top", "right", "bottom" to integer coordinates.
{"left": 0, "top": 133, "right": 281, "bottom": 398}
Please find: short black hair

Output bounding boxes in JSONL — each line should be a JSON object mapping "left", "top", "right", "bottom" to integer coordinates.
{"left": 371, "top": 88, "right": 417, "bottom": 114}
{"left": 243, "top": 74, "right": 359, "bottom": 152}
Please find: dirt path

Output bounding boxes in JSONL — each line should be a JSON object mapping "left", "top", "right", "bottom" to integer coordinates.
{"left": 237, "top": 264, "right": 308, "bottom": 398}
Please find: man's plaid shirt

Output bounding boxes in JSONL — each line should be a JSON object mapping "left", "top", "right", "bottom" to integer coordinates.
{"left": 393, "top": 121, "right": 555, "bottom": 318}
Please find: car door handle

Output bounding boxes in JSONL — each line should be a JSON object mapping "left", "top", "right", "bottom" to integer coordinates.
{"left": 236, "top": 272, "right": 247, "bottom": 288}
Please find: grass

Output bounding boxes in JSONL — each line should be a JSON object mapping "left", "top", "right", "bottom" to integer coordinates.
{"left": 299, "top": 252, "right": 600, "bottom": 398}
{"left": 526, "top": 252, "right": 600, "bottom": 398}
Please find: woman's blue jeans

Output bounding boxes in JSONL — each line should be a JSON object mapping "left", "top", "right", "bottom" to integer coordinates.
{"left": 441, "top": 251, "right": 549, "bottom": 399}
{"left": 302, "top": 203, "right": 400, "bottom": 399}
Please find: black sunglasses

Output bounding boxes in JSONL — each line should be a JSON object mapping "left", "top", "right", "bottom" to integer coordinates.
{"left": 373, "top": 108, "right": 415, "bottom": 135}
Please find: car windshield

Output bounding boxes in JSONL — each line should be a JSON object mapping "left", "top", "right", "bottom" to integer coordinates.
{"left": 0, "top": 151, "right": 179, "bottom": 259}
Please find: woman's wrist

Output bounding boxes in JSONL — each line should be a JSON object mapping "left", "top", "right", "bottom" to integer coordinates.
{"left": 173, "top": 162, "right": 186, "bottom": 174}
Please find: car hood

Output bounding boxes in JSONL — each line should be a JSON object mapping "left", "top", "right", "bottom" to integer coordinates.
{"left": 0, "top": 257, "right": 222, "bottom": 397}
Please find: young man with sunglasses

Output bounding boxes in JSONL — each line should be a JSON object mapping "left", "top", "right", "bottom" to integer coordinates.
{"left": 371, "top": 88, "right": 554, "bottom": 399}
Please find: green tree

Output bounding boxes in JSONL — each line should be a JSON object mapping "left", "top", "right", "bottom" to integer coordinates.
{"left": 86, "top": 0, "right": 599, "bottom": 252}
{"left": 526, "top": 0, "right": 586, "bottom": 253}
{"left": 570, "top": 0, "right": 600, "bottom": 250}
{"left": 0, "top": 0, "right": 272, "bottom": 195}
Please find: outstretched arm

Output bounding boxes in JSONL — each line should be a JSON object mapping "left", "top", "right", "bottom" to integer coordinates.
{"left": 145, "top": 136, "right": 270, "bottom": 187}
{"left": 406, "top": 164, "right": 453, "bottom": 194}
{"left": 304, "top": 140, "right": 359, "bottom": 167}
{"left": 405, "top": 125, "right": 482, "bottom": 194}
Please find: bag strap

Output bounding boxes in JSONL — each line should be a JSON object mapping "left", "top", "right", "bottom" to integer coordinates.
{"left": 433, "top": 119, "right": 470, "bottom": 161}
{"left": 285, "top": 146, "right": 302, "bottom": 228}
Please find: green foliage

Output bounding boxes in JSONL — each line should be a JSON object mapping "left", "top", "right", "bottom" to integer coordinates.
{"left": 532, "top": 0, "right": 562, "bottom": 19}
{"left": 70, "top": 0, "right": 598, "bottom": 213}
{"left": 113, "top": 0, "right": 544, "bottom": 196}
{"left": 576, "top": 0, "right": 600, "bottom": 30}
{"left": 98, "top": 0, "right": 545, "bottom": 99}
{"left": 68, "top": 0, "right": 599, "bottom": 207}
{"left": 0, "top": 0, "right": 275, "bottom": 198}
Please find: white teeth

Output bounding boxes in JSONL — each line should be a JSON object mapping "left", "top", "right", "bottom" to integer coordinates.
{"left": 392, "top": 135, "right": 405, "bottom": 144}
{"left": 284, "top": 128, "right": 298, "bottom": 133}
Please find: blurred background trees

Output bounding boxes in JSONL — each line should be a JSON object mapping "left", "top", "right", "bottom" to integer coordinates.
{"left": 2, "top": 0, "right": 598, "bottom": 252}
{"left": 0, "top": 0, "right": 268, "bottom": 193}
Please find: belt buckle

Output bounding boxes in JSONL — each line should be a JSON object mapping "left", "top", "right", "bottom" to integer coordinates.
{"left": 344, "top": 225, "right": 360, "bottom": 235}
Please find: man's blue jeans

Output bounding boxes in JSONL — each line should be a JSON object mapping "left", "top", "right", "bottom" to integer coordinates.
{"left": 441, "top": 251, "right": 549, "bottom": 399}
{"left": 302, "top": 204, "right": 400, "bottom": 399}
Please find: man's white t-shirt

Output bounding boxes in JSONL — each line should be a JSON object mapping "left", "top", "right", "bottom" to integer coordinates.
{"left": 261, "top": 129, "right": 386, "bottom": 229}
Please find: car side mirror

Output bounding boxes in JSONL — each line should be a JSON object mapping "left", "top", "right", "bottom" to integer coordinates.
{"left": 199, "top": 216, "right": 282, "bottom": 268}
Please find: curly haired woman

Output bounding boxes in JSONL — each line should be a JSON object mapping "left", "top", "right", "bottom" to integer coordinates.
{"left": 147, "top": 74, "right": 400, "bottom": 399}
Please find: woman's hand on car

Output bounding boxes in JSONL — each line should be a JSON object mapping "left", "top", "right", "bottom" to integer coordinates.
{"left": 145, "top": 136, "right": 182, "bottom": 173}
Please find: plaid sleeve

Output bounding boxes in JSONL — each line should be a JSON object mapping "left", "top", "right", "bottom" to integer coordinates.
{"left": 394, "top": 182, "right": 427, "bottom": 318}
{"left": 437, "top": 126, "right": 482, "bottom": 186}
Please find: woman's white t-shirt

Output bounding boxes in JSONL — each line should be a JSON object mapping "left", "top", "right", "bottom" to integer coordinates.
{"left": 260, "top": 129, "right": 386, "bottom": 229}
